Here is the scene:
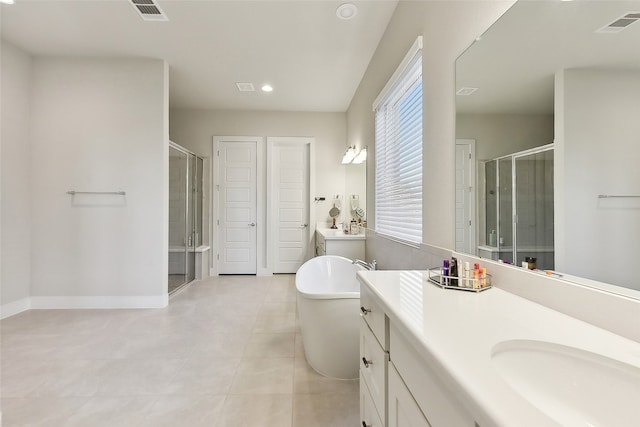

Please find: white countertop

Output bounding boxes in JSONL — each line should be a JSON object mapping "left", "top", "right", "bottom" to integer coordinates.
{"left": 317, "top": 227, "right": 365, "bottom": 240}
{"left": 357, "top": 270, "right": 640, "bottom": 427}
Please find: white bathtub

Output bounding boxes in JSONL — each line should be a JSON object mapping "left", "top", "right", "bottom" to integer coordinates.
{"left": 295, "top": 255, "right": 364, "bottom": 379}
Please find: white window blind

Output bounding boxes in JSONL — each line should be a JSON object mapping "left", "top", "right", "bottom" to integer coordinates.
{"left": 374, "top": 37, "right": 423, "bottom": 244}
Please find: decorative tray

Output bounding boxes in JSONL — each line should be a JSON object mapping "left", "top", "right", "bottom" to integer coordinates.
{"left": 427, "top": 267, "right": 492, "bottom": 292}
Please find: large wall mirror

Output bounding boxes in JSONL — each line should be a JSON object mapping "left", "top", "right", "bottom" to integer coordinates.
{"left": 345, "top": 159, "right": 367, "bottom": 224}
{"left": 455, "top": 0, "right": 640, "bottom": 295}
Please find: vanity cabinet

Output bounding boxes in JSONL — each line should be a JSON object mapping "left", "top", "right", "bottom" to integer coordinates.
{"left": 388, "top": 364, "right": 430, "bottom": 427}
{"left": 315, "top": 229, "right": 365, "bottom": 259}
{"left": 390, "top": 323, "right": 474, "bottom": 427}
{"left": 359, "top": 281, "right": 475, "bottom": 427}
{"left": 360, "top": 284, "right": 389, "bottom": 427}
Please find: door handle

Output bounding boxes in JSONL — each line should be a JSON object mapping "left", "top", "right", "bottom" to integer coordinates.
{"left": 301, "top": 223, "right": 308, "bottom": 228}
{"left": 248, "top": 222, "right": 256, "bottom": 227}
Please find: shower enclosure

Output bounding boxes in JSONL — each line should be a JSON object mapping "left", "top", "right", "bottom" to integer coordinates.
{"left": 480, "top": 144, "right": 554, "bottom": 270}
{"left": 169, "top": 142, "right": 204, "bottom": 294}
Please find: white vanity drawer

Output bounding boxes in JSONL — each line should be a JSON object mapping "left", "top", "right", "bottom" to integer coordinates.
{"left": 361, "top": 318, "right": 388, "bottom": 423}
{"left": 360, "top": 283, "right": 388, "bottom": 350}
{"left": 361, "top": 371, "right": 384, "bottom": 427}
{"left": 390, "top": 323, "right": 474, "bottom": 427}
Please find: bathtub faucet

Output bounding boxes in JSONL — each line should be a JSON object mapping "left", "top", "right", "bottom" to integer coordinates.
{"left": 353, "top": 259, "right": 377, "bottom": 270}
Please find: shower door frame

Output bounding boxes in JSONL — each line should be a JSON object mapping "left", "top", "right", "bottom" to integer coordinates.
{"left": 493, "top": 143, "right": 554, "bottom": 266}
{"left": 169, "top": 141, "right": 204, "bottom": 293}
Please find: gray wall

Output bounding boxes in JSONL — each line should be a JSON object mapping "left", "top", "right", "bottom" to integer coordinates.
{"left": 556, "top": 68, "right": 640, "bottom": 290}
{"left": 1, "top": 45, "right": 170, "bottom": 312}
{"left": 169, "top": 108, "right": 350, "bottom": 267}
{"left": 456, "top": 113, "right": 553, "bottom": 161}
{"left": 346, "top": 0, "right": 515, "bottom": 265}
{"left": 1, "top": 41, "right": 33, "bottom": 310}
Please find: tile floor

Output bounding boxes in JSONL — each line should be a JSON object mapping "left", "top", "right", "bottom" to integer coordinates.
{"left": 0, "top": 274, "right": 360, "bottom": 426}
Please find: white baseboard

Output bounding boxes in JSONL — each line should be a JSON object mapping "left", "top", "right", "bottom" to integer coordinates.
{"left": 0, "top": 297, "right": 31, "bottom": 319}
{"left": 29, "top": 295, "right": 168, "bottom": 310}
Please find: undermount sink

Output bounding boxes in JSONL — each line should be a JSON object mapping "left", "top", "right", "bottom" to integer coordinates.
{"left": 491, "top": 340, "right": 640, "bottom": 427}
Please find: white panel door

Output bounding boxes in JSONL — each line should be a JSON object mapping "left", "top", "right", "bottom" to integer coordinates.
{"left": 218, "top": 141, "right": 257, "bottom": 274}
{"left": 273, "top": 143, "right": 310, "bottom": 273}
{"left": 455, "top": 139, "right": 476, "bottom": 254}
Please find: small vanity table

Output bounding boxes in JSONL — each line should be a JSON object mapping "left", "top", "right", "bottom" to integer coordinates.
{"left": 315, "top": 228, "right": 365, "bottom": 259}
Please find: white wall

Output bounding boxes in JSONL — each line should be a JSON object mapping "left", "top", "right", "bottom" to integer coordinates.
{"left": 26, "top": 57, "right": 169, "bottom": 306}
{"left": 169, "top": 108, "right": 349, "bottom": 267}
{"left": 556, "top": 68, "right": 640, "bottom": 290}
{"left": 1, "top": 40, "right": 33, "bottom": 314}
{"left": 346, "top": 0, "right": 515, "bottom": 265}
{"left": 456, "top": 113, "right": 553, "bottom": 161}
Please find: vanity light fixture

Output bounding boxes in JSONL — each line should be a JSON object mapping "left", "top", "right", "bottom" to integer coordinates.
{"left": 341, "top": 146, "right": 357, "bottom": 164}
{"left": 352, "top": 146, "right": 367, "bottom": 164}
{"left": 336, "top": 3, "right": 358, "bottom": 20}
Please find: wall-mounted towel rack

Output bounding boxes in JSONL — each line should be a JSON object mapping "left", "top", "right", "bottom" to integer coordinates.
{"left": 66, "top": 190, "right": 126, "bottom": 196}
{"left": 597, "top": 194, "right": 640, "bottom": 199}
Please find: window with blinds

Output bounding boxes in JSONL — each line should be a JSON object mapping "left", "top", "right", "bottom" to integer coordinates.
{"left": 373, "top": 37, "right": 423, "bottom": 244}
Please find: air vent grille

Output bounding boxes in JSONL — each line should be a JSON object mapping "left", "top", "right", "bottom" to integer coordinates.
{"left": 456, "top": 87, "right": 478, "bottom": 96}
{"left": 236, "top": 82, "right": 256, "bottom": 92}
{"left": 597, "top": 12, "right": 640, "bottom": 33}
{"left": 129, "top": 0, "right": 168, "bottom": 21}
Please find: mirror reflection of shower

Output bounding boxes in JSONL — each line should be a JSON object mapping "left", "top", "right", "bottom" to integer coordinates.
{"left": 479, "top": 144, "right": 554, "bottom": 270}
{"left": 169, "top": 142, "right": 204, "bottom": 294}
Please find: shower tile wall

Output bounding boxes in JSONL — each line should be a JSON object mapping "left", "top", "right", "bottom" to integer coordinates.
{"left": 515, "top": 156, "right": 554, "bottom": 268}
{"left": 515, "top": 159, "right": 554, "bottom": 246}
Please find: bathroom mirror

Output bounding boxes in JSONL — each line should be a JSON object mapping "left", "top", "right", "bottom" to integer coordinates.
{"left": 455, "top": 0, "right": 640, "bottom": 295}
{"left": 345, "top": 160, "right": 367, "bottom": 223}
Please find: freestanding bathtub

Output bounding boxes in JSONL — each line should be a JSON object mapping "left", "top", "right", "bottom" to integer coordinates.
{"left": 295, "top": 255, "right": 364, "bottom": 379}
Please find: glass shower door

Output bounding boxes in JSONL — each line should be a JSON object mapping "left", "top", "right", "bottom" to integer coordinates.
{"left": 169, "top": 143, "right": 204, "bottom": 294}
{"left": 514, "top": 149, "right": 554, "bottom": 270}
{"left": 185, "top": 154, "right": 197, "bottom": 284}
{"left": 484, "top": 160, "right": 498, "bottom": 248}
{"left": 498, "top": 157, "right": 513, "bottom": 263}
{"left": 169, "top": 146, "right": 189, "bottom": 292}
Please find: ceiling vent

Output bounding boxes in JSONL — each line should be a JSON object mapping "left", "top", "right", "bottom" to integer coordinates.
{"left": 456, "top": 87, "right": 478, "bottom": 96}
{"left": 130, "top": 0, "right": 168, "bottom": 22}
{"left": 235, "top": 82, "right": 255, "bottom": 92}
{"left": 596, "top": 12, "right": 640, "bottom": 33}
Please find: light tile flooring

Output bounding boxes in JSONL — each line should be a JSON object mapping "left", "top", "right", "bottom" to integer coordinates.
{"left": 1, "top": 274, "right": 359, "bottom": 426}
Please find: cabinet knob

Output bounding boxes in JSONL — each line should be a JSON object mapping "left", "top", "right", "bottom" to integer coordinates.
{"left": 362, "top": 422, "right": 371, "bottom": 427}
{"left": 362, "top": 357, "right": 372, "bottom": 368}
{"left": 360, "top": 306, "right": 371, "bottom": 315}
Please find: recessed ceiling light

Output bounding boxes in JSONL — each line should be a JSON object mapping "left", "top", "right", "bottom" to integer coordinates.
{"left": 0, "top": 0, "right": 15, "bottom": 4}
{"left": 261, "top": 84, "right": 273, "bottom": 93}
{"left": 336, "top": 3, "right": 358, "bottom": 20}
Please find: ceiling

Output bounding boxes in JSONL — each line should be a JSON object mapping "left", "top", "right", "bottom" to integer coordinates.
{"left": 1, "top": 0, "right": 398, "bottom": 112}
{"left": 455, "top": 0, "right": 640, "bottom": 115}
